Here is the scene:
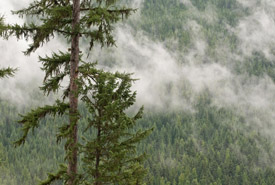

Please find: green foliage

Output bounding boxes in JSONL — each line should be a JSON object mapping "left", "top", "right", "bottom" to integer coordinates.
{"left": 1, "top": 89, "right": 275, "bottom": 184}
{"left": 14, "top": 100, "right": 69, "bottom": 146}
{"left": 235, "top": 51, "right": 275, "bottom": 82}
{"left": 1, "top": 0, "right": 275, "bottom": 185}
{"left": 1, "top": 0, "right": 134, "bottom": 54}
{"left": 0, "top": 143, "right": 5, "bottom": 166}
{"left": 39, "top": 164, "right": 68, "bottom": 185}
{"left": 136, "top": 0, "right": 246, "bottom": 55}
{"left": 0, "top": 16, "right": 5, "bottom": 36}
{"left": 0, "top": 100, "right": 66, "bottom": 185}
{"left": 79, "top": 66, "right": 152, "bottom": 184}
{"left": 39, "top": 51, "right": 71, "bottom": 96}
{"left": 0, "top": 17, "right": 17, "bottom": 79}
{"left": 189, "top": 0, "right": 242, "bottom": 26}
{"left": 0, "top": 67, "right": 17, "bottom": 78}
{"left": 137, "top": 92, "right": 275, "bottom": 185}
{"left": 1, "top": 0, "right": 145, "bottom": 184}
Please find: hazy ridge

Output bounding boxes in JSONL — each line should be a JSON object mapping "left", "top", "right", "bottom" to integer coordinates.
{"left": 1, "top": 0, "right": 275, "bottom": 184}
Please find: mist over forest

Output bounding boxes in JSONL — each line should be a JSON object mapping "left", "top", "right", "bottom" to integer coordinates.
{"left": 1, "top": 0, "right": 275, "bottom": 184}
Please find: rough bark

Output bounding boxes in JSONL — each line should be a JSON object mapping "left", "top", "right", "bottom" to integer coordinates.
{"left": 68, "top": 0, "right": 80, "bottom": 184}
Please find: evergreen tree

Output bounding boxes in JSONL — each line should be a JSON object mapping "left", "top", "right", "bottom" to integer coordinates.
{"left": 79, "top": 63, "right": 152, "bottom": 184}
{"left": 0, "top": 0, "right": 136, "bottom": 184}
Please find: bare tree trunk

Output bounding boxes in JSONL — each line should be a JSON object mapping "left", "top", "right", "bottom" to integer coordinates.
{"left": 68, "top": 0, "right": 80, "bottom": 184}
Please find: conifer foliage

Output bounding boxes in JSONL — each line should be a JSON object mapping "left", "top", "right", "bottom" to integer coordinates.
{"left": 0, "top": 17, "right": 17, "bottom": 79}
{"left": 0, "top": 0, "right": 150, "bottom": 185}
{"left": 0, "top": 67, "right": 17, "bottom": 78}
{"left": 79, "top": 63, "right": 152, "bottom": 184}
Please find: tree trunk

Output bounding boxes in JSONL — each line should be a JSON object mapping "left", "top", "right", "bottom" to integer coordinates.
{"left": 68, "top": 0, "right": 80, "bottom": 184}
{"left": 95, "top": 127, "right": 102, "bottom": 185}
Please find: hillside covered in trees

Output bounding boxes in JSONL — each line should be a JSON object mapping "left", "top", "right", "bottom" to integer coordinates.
{"left": 1, "top": 0, "right": 275, "bottom": 184}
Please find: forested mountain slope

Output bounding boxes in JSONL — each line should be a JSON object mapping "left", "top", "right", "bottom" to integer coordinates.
{"left": 1, "top": 92, "right": 275, "bottom": 185}
{"left": 1, "top": 0, "right": 275, "bottom": 184}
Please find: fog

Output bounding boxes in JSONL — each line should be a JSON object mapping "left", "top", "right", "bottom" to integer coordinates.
{"left": 0, "top": 0, "right": 274, "bottom": 139}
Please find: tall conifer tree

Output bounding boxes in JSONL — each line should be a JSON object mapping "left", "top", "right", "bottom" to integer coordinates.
{"left": 0, "top": 0, "right": 137, "bottom": 184}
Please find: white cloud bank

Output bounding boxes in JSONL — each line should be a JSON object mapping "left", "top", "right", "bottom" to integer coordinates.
{"left": 0, "top": 0, "right": 274, "bottom": 140}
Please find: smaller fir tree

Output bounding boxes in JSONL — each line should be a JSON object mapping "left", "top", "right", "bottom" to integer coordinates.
{"left": 78, "top": 63, "right": 153, "bottom": 185}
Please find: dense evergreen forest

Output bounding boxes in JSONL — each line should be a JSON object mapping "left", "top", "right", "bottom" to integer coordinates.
{"left": 1, "top": 0, "right": 275, "bottom": 184}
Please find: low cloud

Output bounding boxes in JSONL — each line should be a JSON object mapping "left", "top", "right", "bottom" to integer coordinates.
{"left": 236, "top": 0, "right": 275, "bottom": 60}
{"left": 0, "top": 0, "right": 275, "bottom": 143}
{"left": 0, "top": 0, "right": 67, "bottom": 106}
